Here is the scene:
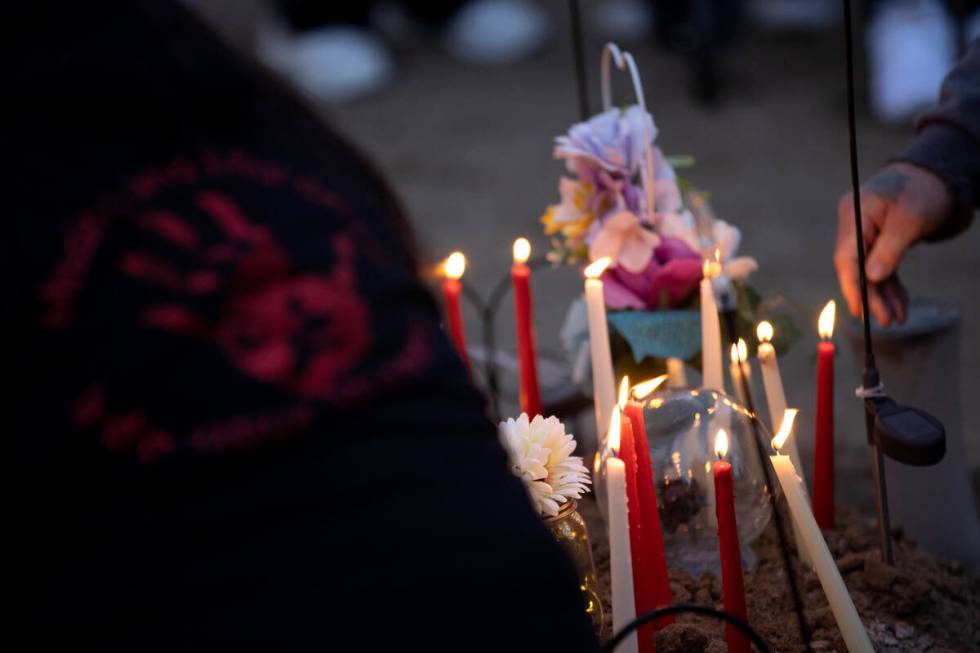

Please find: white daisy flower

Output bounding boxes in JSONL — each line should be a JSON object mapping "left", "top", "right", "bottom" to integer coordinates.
{"left": 499, "top": 414, "right": 591, "bottom": 517}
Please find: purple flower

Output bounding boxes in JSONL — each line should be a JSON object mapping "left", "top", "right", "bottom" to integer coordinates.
{"left": 600, "top": 237, "right": 703, "bottom": 310}
{"left": 555, "top": 106, "right": 657, "bottom": 176}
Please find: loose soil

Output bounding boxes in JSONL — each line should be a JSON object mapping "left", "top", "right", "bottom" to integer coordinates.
{"left": 579, "top": 497, "right": 980, "bottom": 652}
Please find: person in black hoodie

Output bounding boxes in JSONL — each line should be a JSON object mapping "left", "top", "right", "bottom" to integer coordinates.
{"left": 835, "top": 39, "right": 979, "bottom": 328}
{"left": 7, "top": 3, "right": 597, "bottom": 650}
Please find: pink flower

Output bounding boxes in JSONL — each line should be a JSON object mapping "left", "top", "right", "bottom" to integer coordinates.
{"left": 588, "top": 210, "right": 660, "bottom": 273}
{"left": 600, "top": 237, "right": 703, "bottom": 310}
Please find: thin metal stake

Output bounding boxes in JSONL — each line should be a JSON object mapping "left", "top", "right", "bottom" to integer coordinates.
{"left": 841, "top": 0, "right": 893, "bottom": 564}
{"left": 568, "top": 0, "right": 590, "bottom": 120}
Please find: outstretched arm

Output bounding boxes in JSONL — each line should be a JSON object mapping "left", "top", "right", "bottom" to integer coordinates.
{"left": 835, "top": 40, "right": 980, "bottom": 326}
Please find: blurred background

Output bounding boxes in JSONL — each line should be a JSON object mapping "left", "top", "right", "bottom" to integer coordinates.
{"left": 188, "top": 0, "right": 979, "bottom": 510}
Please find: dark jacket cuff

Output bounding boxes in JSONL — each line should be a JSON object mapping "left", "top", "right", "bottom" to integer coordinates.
{"left": 897, "top": 122, "right": 977, "bottom": 240}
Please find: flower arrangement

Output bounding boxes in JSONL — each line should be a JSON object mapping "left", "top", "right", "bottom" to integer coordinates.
{"left": 542, "top": 106, "right": 797, "bottom": 377}
{"left": 543, "top": 106, "right": 757, "bottom": 310}
{"left": 499, "top": 413, "right": 591, "bottom": 517}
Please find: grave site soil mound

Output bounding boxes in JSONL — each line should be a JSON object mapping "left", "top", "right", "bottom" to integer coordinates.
{"left": 579, "top": 498, "right": 980, "bottom": 652}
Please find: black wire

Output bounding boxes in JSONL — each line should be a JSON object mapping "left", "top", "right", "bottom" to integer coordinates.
{"left": 841, "top": 0, "right": 878, "bottom": 384}
{"left": 602, "top": 603, "right": 774, "bottom": 653}
{"left": 568, "top": 0, "right": 591, "bottom": 121}
{"left": 721, "top": 308, "right": 813, "bottom": 653}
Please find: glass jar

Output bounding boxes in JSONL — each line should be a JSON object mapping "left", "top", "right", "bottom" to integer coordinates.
{"left": 543, "top": 500, "right": 607, "bottom": 638}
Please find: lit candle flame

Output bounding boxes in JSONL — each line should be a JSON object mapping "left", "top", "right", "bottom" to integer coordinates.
{"left": 818, "top": 300, "right": 836, "bottom": 339}
{"left": 729, "top": 338, "right": 748, "bottom": 364}
{"left": 584, "top": 256, "right": 612, "bottom": 279}
{"left": 632, "top": 375, "right": 668, "bottom": 401}
{"left": 444, "top": 252, "right": 466, "bottom": 280}
{"left": 715, "top": 429, "right": 729, "bottom": 459}
{"left": 618, "top": 376, "right": 630, "bottom": 410}
{"left": 702, "top": 249, "right": 723, "bottom": 278}
{"left": 757, "top": 320, "right": 774, "bottom": 344}
{"left": 608, "top": 409, "right": 621, "bottom": 453}
{"left": 512, "top": 237, "right": 531, "bottom": 264}
{"left": 771, "top": 408, "right": 800, "bottom": 450}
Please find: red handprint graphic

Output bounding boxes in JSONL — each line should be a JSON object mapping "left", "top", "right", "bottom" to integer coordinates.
{"left": 122, "top": 189, "right": 371, "bottom": 401}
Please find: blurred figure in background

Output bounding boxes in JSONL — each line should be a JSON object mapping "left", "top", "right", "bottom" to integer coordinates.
{"left": 257, "top": 0, "right": 552, "bottom": 102}
{"left": 751, "top": 0, "right": 978, "bottom": 123}
{"left": 865, "top": 0, "right": 961, "bottom": 124}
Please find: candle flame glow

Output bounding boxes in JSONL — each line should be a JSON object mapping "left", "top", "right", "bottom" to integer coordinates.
{"left": 757, "top": 320, "right": 774, "bottom": 343}
{"left": 632, "top": 375, "right": 668, "bottom": 400}
{"left": 512, "top": 237, "right": 531, "bottom": 264}
{"left": 584, "top": 256, "right": 612, "bottom": 279}
{"left": 730, "top": 338, "right": 748, "bottom": 364}
{"left": 771, "top": 408, "right": 800, "bottom": 450}
{"left": 702, "top": 249, "right": 723, "bottom": 278}
{"left": 715, "top": 429, "right": 729, "bottom": 459}
{"left": 818, "top": 300, "right": 836, "bottom": 339}
{"left": 444, "top": 252, "right": 466, "bottom": 280}
{"left": 608, "top": 409, "right": 621, "bottom": 453}
{"left": 618, "top": 376, "right": 630, "bottom": 410}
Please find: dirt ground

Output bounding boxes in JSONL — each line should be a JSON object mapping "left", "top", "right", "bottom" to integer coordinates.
{"left": 579, "top": 496, "right": 980, "bottom": 653}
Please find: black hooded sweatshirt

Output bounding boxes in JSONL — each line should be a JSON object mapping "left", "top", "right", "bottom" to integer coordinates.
{"left": 7, "top": 3, "right": 597, "bottom": 650}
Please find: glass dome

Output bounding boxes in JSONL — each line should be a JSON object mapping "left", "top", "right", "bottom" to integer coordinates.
{"left": 596, "top": 387, "right": 773, "bottom": 576}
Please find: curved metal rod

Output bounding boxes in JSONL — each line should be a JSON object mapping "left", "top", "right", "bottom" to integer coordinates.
{"left": 455, "top": 256, "right": 558, "bottom": 421}
{"left": 601, "top": 43, "right": 647, "bottom": 113}
{"left": 460, "top": 279, "right": 488, "bottom": 316}
{"left": 599, "top": 42, "right": 657, "bottom": 225}
{"left": 601, "top": 603, "right": 774, "bottom": 653}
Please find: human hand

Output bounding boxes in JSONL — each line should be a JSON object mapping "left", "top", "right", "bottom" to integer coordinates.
{"left": 834, "top": 162, "right": 952, "bottom": 326}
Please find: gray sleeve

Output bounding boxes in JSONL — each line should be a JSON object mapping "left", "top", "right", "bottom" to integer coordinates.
{"left": 898, "top": 39, "right": 980, "bottom": 238}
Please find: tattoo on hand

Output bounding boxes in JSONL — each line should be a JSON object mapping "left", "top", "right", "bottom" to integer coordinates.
{"left": 865, "top": 169, "right": 909, "bottom": 201}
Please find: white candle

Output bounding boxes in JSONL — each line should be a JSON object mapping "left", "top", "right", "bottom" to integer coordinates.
{"left": 585, "top": 257, "right": 617, "bottom": 444}
{"left": 606, "top": 410, "right": 639, "bottom": 653}
{"left": 756, "top": 322, "right": 806, "bottom": 482}
{"left": 728, "top": 339, "right": 751, "bottom": 406}
{"left": 700, "top": 258, "right": 724, "bottom": 392}
{"left": 769, "top": 411, "right": 873, "bottom": 653}
{"left": 666, "top": 357, "right": 687, "bottom": 388}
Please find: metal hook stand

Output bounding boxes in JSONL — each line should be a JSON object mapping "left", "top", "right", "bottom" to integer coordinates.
{"left": 567, "top": 0, "right": 590, "bottom": 121}
{"left": 458, "top": 256, "right": 552, "bottom": 423}
{"left": 600, "top": 43, "right": 657, "bottom": 225}
{"left": 840, "top": 0, "right": 946, "bottom": 566}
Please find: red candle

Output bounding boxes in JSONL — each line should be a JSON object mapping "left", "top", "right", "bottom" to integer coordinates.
{"left": 442, "top": 252, "right": 470, "bottom": 371}
{"left": 617, "top": 401, "right": 654, "bottom": 653}
{"left": 813, "top": 300, "right": 836, "bottom": 529}
{"left": 624, "top": 377, "right": 674, "bottom": 632}
{"left": 713, "top": 430, "right": 749, "bottom": 653}
{"left": 511, "top": 238, "right": 542, "bottom": 417}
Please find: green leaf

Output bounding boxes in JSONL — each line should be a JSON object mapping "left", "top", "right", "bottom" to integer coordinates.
{"left": 665, "top": 155, "right": 696, "bottom": 168}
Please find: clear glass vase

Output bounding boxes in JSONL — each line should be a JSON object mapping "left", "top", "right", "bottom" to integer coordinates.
{"left": 543, "top": 500, "right": 607, "bottom": 638}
